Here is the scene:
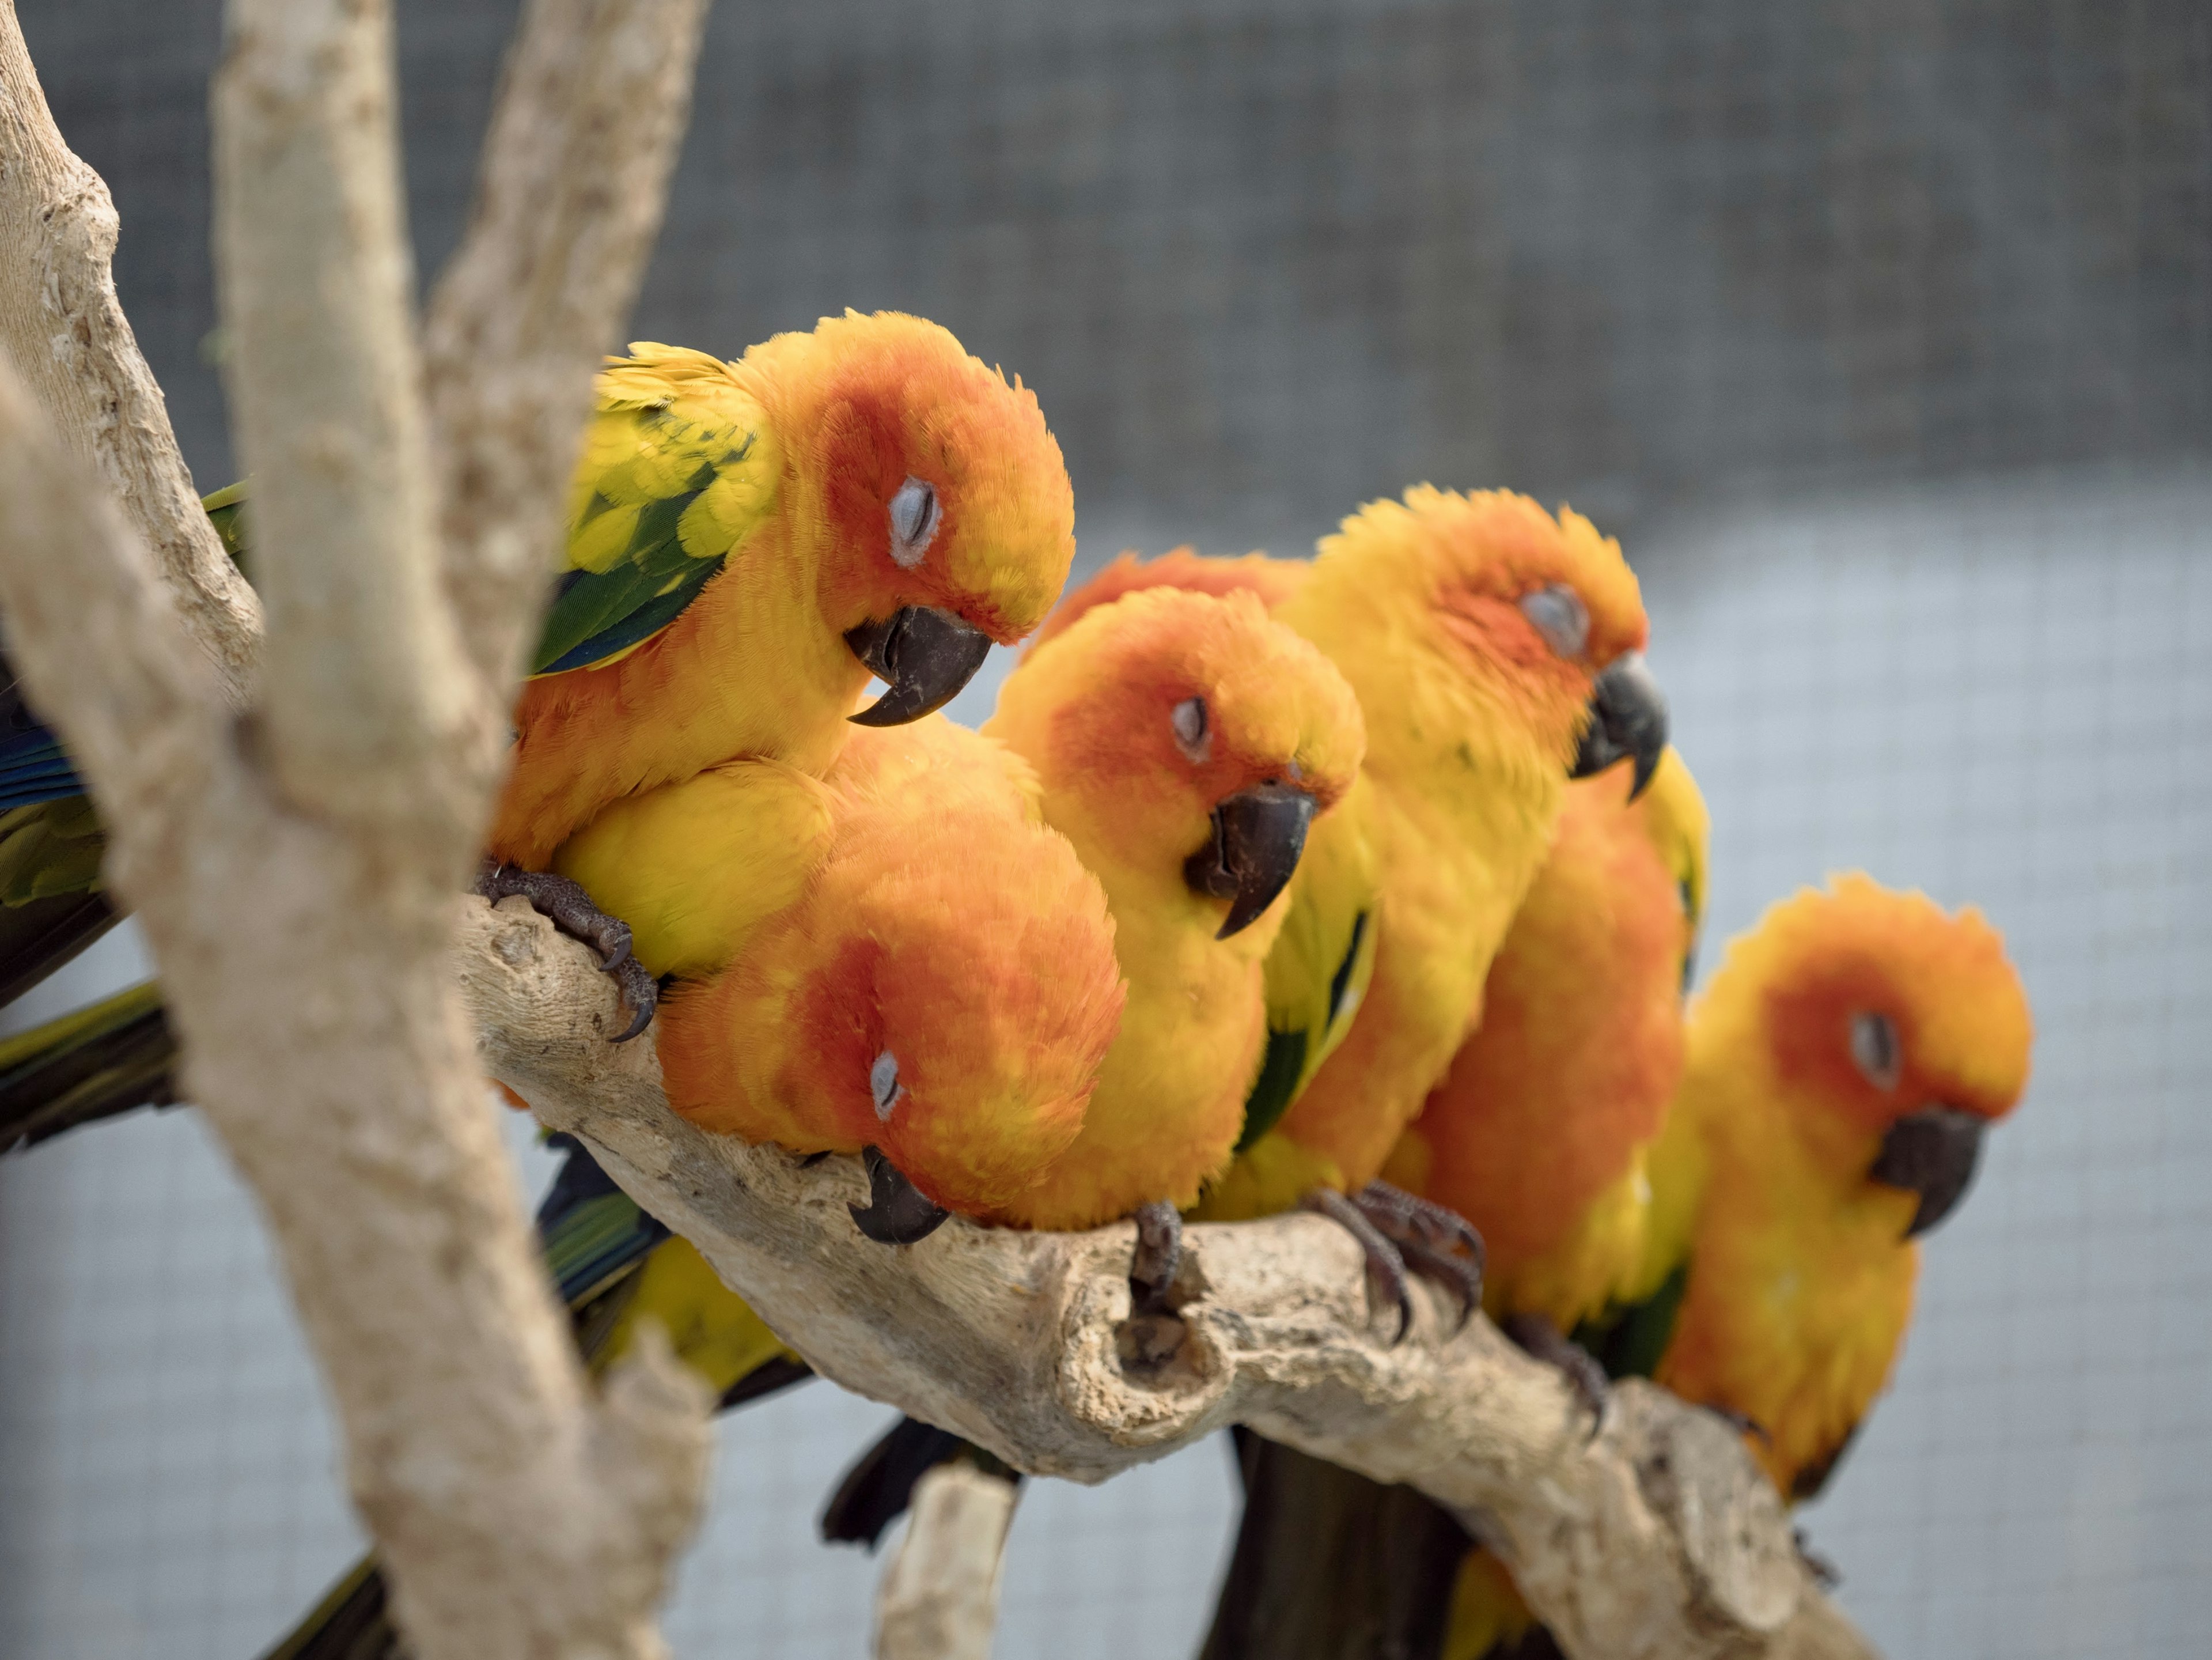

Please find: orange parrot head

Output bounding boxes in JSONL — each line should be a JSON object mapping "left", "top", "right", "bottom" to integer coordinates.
{"left": 1309, "top": 486, "right": 1666, "bottom": 797}
{"left": 683, "top": 797, "right": 1126, "bottom": 1238}
{"left": 1727, "top": 874, "right": 2034, "bottom": 1238}
{"left": 756, "top": 311, "right": 1076, "bottom": 727}
{"left": 988, "top": 585, "right": 1365, "bottom": 941}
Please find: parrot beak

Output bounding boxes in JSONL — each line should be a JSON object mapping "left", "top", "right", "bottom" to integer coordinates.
{"left": 846, "top": 607, "right": 994, "bottom": 727}
{"left": 1183, "top": 781, "right": 1319, "bottom": 940}
{"left": 1868, "top": 1107, "right": 1987, "bottom": 1238}
{"left": 849, "top": 1144, "right": 952, "bottom": 1245}
{"left": 1570, "top": 651, "right": 1669, "bottom": 799}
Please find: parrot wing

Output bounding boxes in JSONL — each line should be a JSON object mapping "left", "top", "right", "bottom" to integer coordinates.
{"left": 531, "top": 350, "right": 781, "bottom": 676}
{"left": 1242, "top": 781, "right": 1380, "bottom": 1151}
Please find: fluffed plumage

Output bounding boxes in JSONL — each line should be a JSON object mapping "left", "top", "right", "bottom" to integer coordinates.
{"left": 562, "top": 716, "right": 1127, "bottom": 1220}
{"left": 980, "top": 586, "right": 1365, "bottom": 1228}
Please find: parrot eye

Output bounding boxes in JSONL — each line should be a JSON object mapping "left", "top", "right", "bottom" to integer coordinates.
{"left": 1171, "top": 695, "right": 1211, "bottom": 763}
{"left": 1849, "top": 1012, "right": 1902, "bottom": 1092}
{"left": 887, "top": 477, "right": 940, "bottom": 569}
{"left": 869, "top": 1049, "right": 904, "bottom": 1119}
{"left": 1519, "top": 584, "right": 1590, "bottom": 659}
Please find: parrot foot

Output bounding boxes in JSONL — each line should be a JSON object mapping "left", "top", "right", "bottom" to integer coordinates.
{"left": 474, "top": 861, "right": 658, "bottom": 1041}
{"left": 1793, "top": 1527, "right": 1842, "bottom": 1590}
{"left": 1303, "top": 1183, "right": 1484, "bottom": 1344}
{"left": 1128, "top": 1200, "right": 1184, "bottom": 1315}
{"left": 1338, "top": 1181, "right": 1486, "bottom": 1335}
{"left": 1302, "top": 1187, "right": 1417, "bottom": 1341}
{"left": 1500, "top": 1311, "right": 1609, "bottom": 1439}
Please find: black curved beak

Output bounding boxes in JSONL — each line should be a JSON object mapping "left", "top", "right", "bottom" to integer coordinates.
{"left": 1868, "top": 1107, "right": 1987, "bottom": 1238}
{"left": 1571, "top": 651, "right": 1669, "bottom": 799}
{"left": 1183, "top": 781, "right": 1317, "bottom": 940}
{"left": 849, "top": 1145, "right": 951, "bottom": 1245}
{"left": 846, "top": 607, "right": 994, "bottom": 727}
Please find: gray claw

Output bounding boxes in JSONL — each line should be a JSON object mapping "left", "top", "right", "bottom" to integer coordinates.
{"left": 1303, "top": 1187, "right": 1415, "bottom": 1343}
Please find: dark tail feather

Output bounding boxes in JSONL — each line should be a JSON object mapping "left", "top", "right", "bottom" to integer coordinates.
{"left": 719, "top": 1353, "right": 813, "bottom": 1411}
{"left": 0, "top": 890, "right": 119, "bottom": 1012}
{"left": 256, "top": 1553, "right": 396, "bottom": 1660}
{"left": 819, "top": 1415, "right": 982, "bottom": 1548}
{"left": 1199, "top": 1430, "right": 1469, "bottom": 1660}
{"left": 0, "top": 979, "right": 179, "bottom": 1152}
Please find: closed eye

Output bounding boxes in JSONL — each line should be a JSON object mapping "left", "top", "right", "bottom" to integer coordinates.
{"left": 888, "top": 478, "right": 940, "bottom": 568}
{"left": 1518, "top": 584, "right": 1590, "bottom": 658}
{"left": 1850, "top": 1011, "right": 1902, "bottom": 1091}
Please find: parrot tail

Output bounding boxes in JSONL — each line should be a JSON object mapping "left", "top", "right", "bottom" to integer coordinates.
{"left": 819, "top": 1416, "right": 1016, "bottom": 1548}
{"left": 255, "top": 1554, "right": 392, "bottom": 1660}
{"left": 1198, "top": 1428, "right": 1469, "bottom": 1660}
{"left": 0, "top": 978, "right": 177, "bottom": 1154}
{"left": 0, "top": 890, "right": 119, "bottom": 1013}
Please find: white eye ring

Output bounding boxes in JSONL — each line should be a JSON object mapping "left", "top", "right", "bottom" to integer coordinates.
{"left": 870, "top": 1049, "right": 904, "bottom": 1120}
{"left": 1519, "top": 584, "right": 1590, "bottom": 658}
{"left": 1850, "top": 1012, "right": 1902, "bottom": 1092}
{"left": 888, "top": 477, "right": 940, "bottom": 569}
{"left": 1171, "top": 695, "right": 1210, "bottom": 762}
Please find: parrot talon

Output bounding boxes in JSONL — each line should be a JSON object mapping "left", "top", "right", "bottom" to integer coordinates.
{"left": 1398, "top": 1241, "right": 1484, "bottom": 1333}
{"left": 1128, "top": 1200, "right": 1184, "bottom": 1315}
{"left": 1348, "top": 1181, "right": 1487, "bottom": 1271}
{"left": 1501, "top": 1311, "right": 1610, "bottom": 1438}
{"left": 1794, "top": 1528, "right": 1842, "bottom": 1590}
{"left": 1331, "top": 1181, "right": 1487, "bottom": 1332}
{"left": 1302, "top": 1188, "right": 1415, "bottom": 1343}
{"left": 1705, "top": 1404, "right": 1773, "bottom": 1446}
{"left": 474, "top": 861, "right": 658, "bottom": 1040}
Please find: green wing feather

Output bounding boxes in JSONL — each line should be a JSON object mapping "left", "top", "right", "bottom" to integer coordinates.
{"left": 532, "top": 364, "right": 779, "bottom": 676}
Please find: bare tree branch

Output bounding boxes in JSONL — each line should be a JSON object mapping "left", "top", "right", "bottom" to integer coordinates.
{"left": 873, "top": 1465, "right": 1018, "bottom": 1660}
{"left": 423, "top": 0, "right": 712, "bottom": 711}
{"left": 0, "top": 1, "right": 719, "bottom": 1655}
{"left": 0, "top": 2, "right": 262, "bottom": 704}
{"left": 213, "top": 0, "right": 478, "bottom": 841}
{"left": 466, "top": 898, "right": 1884, "bottom": 1660}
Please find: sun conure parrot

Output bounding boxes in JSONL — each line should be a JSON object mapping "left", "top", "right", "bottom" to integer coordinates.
{"left": 1033, "top": 487, "right": 1670, "bottom": 1322}
{"left": 817, "top": 587, "right": 1368, "bottom": 1548}
{"left": 479, "top": 312, "right": 1076, "bottom": 1032}
{"left": 1304, "top": 874, "right": 2036, "bottom": 1660}
{"left": 1194, "top": 747, "right": 1707, "bottom": 1660}
{"left": 556, "top": 712, "right": 1126, "bottom": 1232}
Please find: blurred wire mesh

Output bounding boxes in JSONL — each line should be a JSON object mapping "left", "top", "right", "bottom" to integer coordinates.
{"left": 2, "top": 2, "right": 2206, "bottom": 1657}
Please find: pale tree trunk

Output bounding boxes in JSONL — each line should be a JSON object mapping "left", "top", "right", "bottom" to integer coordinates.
{"left": 0, "top": 3, "right": 713, "bottom": 1659}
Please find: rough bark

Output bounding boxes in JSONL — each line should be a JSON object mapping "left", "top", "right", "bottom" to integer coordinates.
{"left": 0, "top": 2, "right": 715, "bottom": 1658}
{"left": 873, "top": 1464, "right": 1020, "bottom": 1660}
{"left": 0, "top": 1, "right": 261, "bottom": 704}
{"left": 465, "top": 898, "right": 1885, "bottom": 1660}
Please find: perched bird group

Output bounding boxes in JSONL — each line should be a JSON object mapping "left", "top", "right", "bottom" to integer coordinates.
{"left": 0, "top": 309, "right": 2033, "bottom": 1660}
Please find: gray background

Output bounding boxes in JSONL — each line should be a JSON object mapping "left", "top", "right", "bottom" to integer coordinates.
{"left": 2, "top": 2, "right": 2209, "bottom": 1657}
